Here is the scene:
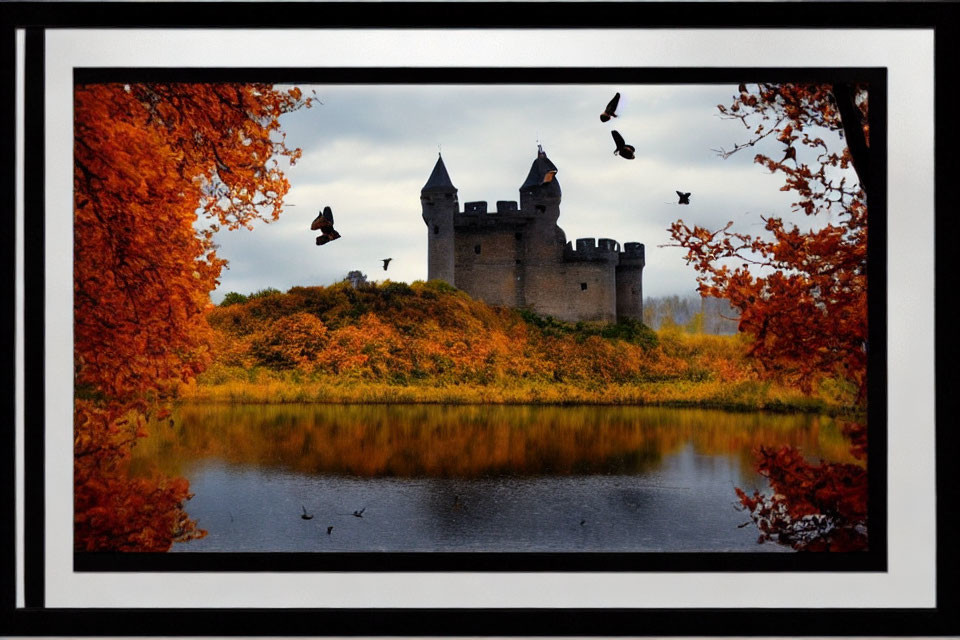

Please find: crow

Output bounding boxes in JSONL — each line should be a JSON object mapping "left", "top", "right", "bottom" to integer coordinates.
{"left": 301, "top": 505, "right": 313, "bottom": 520}
{"left": 311, "top": 206, "right": 341, "bottom": 246}
{"left": 382, "top": 258, "right": 392, "bottom": 271}
{"left": 600, "top": 92, "right": 620, "bottom": 122}
{"left": 611, "top": 130, "right": 635, "bottom": 160}
{"left": 676, "top": 191, "right": 691, "bottom": 205}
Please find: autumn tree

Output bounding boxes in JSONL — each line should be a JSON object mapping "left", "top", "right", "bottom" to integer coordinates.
{"left": 74, "top": 83, "right": 312, "bottom": 550}
{"left": 669, "top": 83, "right": 870, "bottom": 551}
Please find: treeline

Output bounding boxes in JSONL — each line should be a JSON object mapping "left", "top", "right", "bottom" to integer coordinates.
{"left": 643, "top": 294, "right": 740, "bottom": 334}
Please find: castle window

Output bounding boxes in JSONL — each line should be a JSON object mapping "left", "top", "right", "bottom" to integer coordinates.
{"left": 580, "top": 282, "right": 588, "bottom": 291}
{"left": 515, "top": 259, "right": 522, "bottom": 265}
{"left": 433, "top": 225, "right": 439, "bottom": 235}
{"left": 474, "top": 244, "right": 481, "bottom": 254}
{"left": 515, "top": 232, "right": 523, "bottom": 240}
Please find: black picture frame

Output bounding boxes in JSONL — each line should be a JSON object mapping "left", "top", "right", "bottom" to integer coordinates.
{"left": 3, "top": 2, "right": 957, "bottom": 636}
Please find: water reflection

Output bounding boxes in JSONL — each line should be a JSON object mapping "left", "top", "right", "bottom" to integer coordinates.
{"left": 128, "top": 404, "right": 859, "bottom": 552}
{"left": 133, "top": 403, "right": 855, "bottom": 478}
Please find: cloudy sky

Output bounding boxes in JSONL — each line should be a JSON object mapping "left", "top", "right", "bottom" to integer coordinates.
{"left": 207, "top": 84, "right": 853, "bottom": 303}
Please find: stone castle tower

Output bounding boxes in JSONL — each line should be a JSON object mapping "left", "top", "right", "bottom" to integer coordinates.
{"left": 421, "top": 146, "right": 644, "bottom": 324}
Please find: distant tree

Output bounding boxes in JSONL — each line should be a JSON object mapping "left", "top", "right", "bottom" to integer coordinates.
{"left": 74, "top": 83, "right": 313, "bottom": 550}
{"left": 248, "top": 287, "right": 283, "bottom": 300}
{"left": 644, "top": 294, "right": 738, "bottom": 334}
{"left": 669, "top": 82, "right": 869, "bottom": 551}
{"left": 345, "top": 270, "right": 369, "bottom": 289}
{"left": 220, "top": 291, "right": 249, "bottom": 307}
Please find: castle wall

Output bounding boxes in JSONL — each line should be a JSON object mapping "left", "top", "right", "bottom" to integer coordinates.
{"left": 615, "top": 243, "right": 645, "bottom": 322}
{"left": 453, "top": 222, "right": 523, "bottom": 308}
{"left": 523, "top": 260, "right": 618, "bottom": 323}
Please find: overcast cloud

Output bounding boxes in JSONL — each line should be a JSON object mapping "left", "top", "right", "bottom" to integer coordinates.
{"left": 208, "top": 84, "right": 854, "bottom": 302}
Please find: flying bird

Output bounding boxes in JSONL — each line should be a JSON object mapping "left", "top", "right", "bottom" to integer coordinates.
{"left": 611, "top": 130, "right": 635, "bottom": 159}
{"left": 381, "top": 258, "right": 392, "bottom": 271}
{"left": 781, "top": 146, "right": 797, "bottom": 164}
{"left": 676, "top": 191, "right": 691, "bottom": 205}
{"left": 352, "top": 508, "right": 366, "bottom": 518}
{"left": 301, "top": 505, "right": 313, "bottom": 520}
{"left": 600, "top": 92, "right": 620, "bottom": 122}
{"left": 311, "top": 206, "right": 341, "bottom": 246}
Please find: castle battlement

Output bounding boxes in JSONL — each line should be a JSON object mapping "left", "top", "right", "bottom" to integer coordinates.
{"left": 422, "top": 147, "right": 645, "bottom": 324}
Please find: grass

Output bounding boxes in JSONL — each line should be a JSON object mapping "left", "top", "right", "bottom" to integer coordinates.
{"left": 180, "top": 369, "right": 860, "bottom": 416}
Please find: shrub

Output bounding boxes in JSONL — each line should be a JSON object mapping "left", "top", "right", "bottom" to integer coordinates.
{"left": 220, "top": 291, "right": 249, "bottom": 307}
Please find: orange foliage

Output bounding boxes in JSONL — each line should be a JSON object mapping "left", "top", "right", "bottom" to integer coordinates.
{"left": 135, "top": 404, "right": 859, "bottom": 480}
{"left": 735, "top": 421, "right": 867, "bottom": 551}
{"left": 673, "top": 83, "right": 870, "bottom": 550}
{"left": 671, "top": 83, "right": 868, "bottom": 397}
{"left": 74, "top": 83, "right": 312, "bottom": 550}
{"left": 204, "top": 281, "right": 709, "bottom": 387}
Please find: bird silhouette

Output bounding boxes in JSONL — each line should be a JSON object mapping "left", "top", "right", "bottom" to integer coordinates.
{"left": 327, "top": 526, "right": 334, "bottom": 535}
{"left": 301, "top": 505, "right": 313, "bottom": 520}
{"left": 352, "top": 508, "right": 365, "bottom": 518}
{"left": 311, "top": 206, "right": 341, "bottom": 246}
{"left": 381, "top": 258, "right": 392, "bottom": 271}
{"left": 600, "top": 92, "right": 620, "bottom": 122}
{"left": 676, "top": 191, "right": 691, "bottom": 205}
{"left": 611, "top": 130, "right": 635, "bottom": 159}
{"left": 781, "top": 146, "right": 797, "bottom": 165}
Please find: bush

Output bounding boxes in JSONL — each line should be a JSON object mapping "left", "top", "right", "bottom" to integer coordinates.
{"left": 220, "top": 291, "right": 248, "bottom": 307}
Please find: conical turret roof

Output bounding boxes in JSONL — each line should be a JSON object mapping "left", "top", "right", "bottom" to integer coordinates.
{"left": 520, "top": 145, "right": 561, "bottom": 197}
{"left": 421, "top": 153, "right": 457, "bottom": 193}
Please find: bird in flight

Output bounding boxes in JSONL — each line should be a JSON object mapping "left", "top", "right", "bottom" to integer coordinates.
{"left": 611, "top": 130, "right": 635, "bottom": 159}
{"left": 600, "top": 92, "right": 620, "bottom": 122}
{"left": 301, "top": 505, "right": 313, "bottom": 520}
{"left": 352, "top": 508, "right": 366, "bottom": 518}
{"left": 381, "top": 258, "right": 392, "bottom": 271}
{"left": 781, "top": 146, "right": 797, "bottom": 165}
{"left": 311, "top": 206, "right": 341, "bottom": 246}
{"left": 676, "top": 191, "right": 691, "bottom": 205}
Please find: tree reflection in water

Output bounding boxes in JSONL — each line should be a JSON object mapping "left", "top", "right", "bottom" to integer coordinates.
{"left": 132, "top": 404, "right": 858, "bottom": 479}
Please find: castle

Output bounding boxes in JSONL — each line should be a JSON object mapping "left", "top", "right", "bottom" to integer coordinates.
{"left": 421, "top": 146, "right": 645, "bottom": 324}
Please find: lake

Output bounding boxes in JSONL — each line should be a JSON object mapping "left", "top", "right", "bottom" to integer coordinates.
{"left": 130, "top": 403, "right": 858, "bottom": 553}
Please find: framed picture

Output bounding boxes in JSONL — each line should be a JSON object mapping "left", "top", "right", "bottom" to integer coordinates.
{"left": 3, "top": 2, "right": 955, "bottom": 635}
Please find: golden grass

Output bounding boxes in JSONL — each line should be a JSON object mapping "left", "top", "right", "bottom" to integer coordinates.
{"left": 179, "top": 373, "right": 856, "bottom": 415}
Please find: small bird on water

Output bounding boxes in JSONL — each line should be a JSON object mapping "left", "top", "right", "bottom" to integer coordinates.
{"left": 301, "top": 505, "right": 313, "bottom": 520}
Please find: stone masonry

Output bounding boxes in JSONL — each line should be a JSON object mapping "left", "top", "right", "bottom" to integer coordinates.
{"left": 421, "top": 146, "right": 644, "bottom": 324}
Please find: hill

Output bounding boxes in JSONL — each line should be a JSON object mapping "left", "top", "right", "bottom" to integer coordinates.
{"left": 184, "top": 280, "right": 857, "bottom": 412}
